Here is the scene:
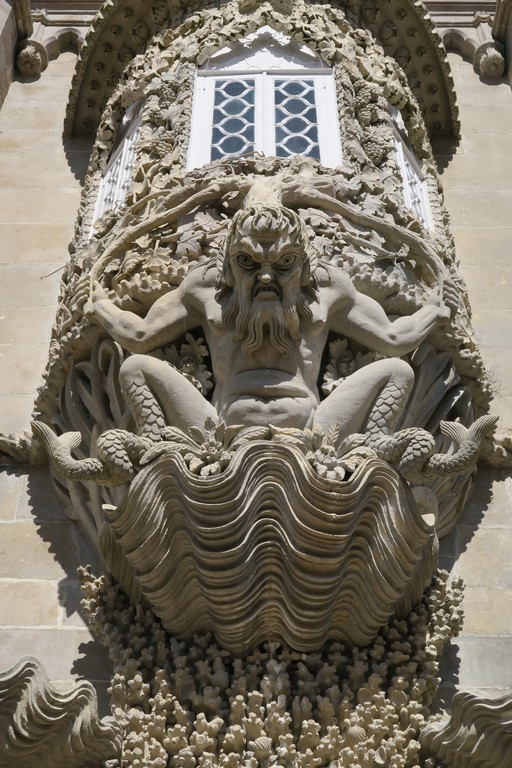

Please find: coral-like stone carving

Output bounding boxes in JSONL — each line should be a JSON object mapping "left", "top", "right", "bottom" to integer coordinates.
{"left": 79, "top": 567, "right": 464, "bottom": 768}
{"left": 0, "top": 657, "right": 121, "bottom": 767}
{"left": 421, "top": 690, "right": 512, "bottom": 766}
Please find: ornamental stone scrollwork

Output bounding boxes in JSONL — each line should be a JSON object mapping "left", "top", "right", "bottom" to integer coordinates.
{"left": 0, "top": 0, "right": 504, "bottom": 764}
{"left": 421, "top": 689, "right": 512, "bottom": 766}
{"left": 0, "top": 657, "right": 122, "bottom": 767}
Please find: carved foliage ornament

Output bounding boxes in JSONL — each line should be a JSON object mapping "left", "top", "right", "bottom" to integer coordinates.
{"left": 64, "top": 0, "right": 458, "bottom": 140}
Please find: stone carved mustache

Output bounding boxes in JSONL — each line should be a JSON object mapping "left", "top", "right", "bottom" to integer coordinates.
{"left": 222, "top": 285, "right": 312, "bottom": 356}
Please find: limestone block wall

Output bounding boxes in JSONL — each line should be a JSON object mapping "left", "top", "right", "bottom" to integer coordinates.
{"left": 436, "top": 52, "right": 512, "bottom": 698}
{"left": 0, "top": 0, "right": 16, "bottom": 107}
{"left": 0, "top": 53, "right": 110, "bottom": 700}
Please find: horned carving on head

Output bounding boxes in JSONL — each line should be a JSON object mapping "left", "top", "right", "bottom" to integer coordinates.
{"left": 219, "top": 176, "right": 317, "bottom": 285}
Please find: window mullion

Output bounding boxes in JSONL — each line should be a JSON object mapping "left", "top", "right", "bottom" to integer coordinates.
{"left": 315, "top": 76, "right": 342, "bottom": 168}
{"left": 188, "top": 77, "right": 215, "bottom": 167}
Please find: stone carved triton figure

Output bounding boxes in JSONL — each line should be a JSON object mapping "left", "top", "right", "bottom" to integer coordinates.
{"left": 33, "top": 180, "right": 495, "bottom": 488}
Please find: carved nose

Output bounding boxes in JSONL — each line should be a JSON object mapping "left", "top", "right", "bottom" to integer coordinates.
{"left": 258, "top": 269, "right": 272, "bottom": 283}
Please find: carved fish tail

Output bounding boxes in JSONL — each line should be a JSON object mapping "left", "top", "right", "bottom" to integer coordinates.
{"left": 96, "top": 430, "right": 155, "bottom": 481}
{"left": 32, "top": 421, "right": 106, "bottom": 482}
{"left": 367, "top": 427, "right": 436, "bottom": 477}
{"left": 124, "top": 379, "right": 166, "bottom": 441}
{"left": 32, "top": 421, "right": 145, "bottom": 487}
{"left": 421, "top": 415, "right": 498, "bottom": 481}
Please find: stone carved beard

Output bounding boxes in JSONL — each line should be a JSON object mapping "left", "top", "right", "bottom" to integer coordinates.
{"left": 223, "top": 284, "right": 312, "bottom": 356}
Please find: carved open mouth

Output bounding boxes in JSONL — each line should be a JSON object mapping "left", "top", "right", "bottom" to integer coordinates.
{"left": 253, "top": 284, "right": 281, "bottom": 300}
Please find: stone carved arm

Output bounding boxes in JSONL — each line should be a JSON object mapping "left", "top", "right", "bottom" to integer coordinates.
{"left": 85, "top": 277, "right": 203, "bottom": 353}
{"left": 330, "top": 273, "right": 457, "bottom": 357}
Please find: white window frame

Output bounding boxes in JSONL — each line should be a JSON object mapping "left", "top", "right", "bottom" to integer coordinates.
{"left": 90, "top": 102, "right": 142, "bottom": 236}
{"left": 187, "top": 27, "right": 342, "bottom": 170}
{"left": 389, "top": 105, "right": 432, "bottom": 229}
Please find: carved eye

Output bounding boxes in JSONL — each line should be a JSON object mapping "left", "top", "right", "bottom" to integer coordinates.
{"left": 276, "top": 253, "right": 297, "bottom": 269}
{"left": 237, "top": 253, "right": 255, "bottom": 269}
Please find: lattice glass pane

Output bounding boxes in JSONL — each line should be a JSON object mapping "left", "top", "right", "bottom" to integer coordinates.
{"left": 274, "top": 79, "right": 320, "bottom": 159}
{"left": 211, "top": 79, "right": 255, "bottom": 161}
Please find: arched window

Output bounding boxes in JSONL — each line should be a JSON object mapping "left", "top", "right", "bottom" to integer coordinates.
{"left": 389, "top": 105, "right": 432, "bottom": 228}
{"left": 187, "top": 27, "right": 342, "bottom": 169}
{"left": 91, "top": 100, "right": 143, "bottom": 233}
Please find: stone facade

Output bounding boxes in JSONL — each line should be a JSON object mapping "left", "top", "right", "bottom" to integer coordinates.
{"left": 1, "top": 1, "right": 512, "bottom": 765}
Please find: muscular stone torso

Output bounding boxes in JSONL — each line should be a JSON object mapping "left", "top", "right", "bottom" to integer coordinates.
{"left": 187, "top": 268, "right": 329, "bottom": 428}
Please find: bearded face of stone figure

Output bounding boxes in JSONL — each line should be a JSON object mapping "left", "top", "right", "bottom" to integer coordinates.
{"left": 221, "top": 205, "right": 317, "bottom": 356}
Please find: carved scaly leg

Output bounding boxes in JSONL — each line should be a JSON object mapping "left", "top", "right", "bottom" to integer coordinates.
{"left": 122, "top": 378, "right": 167, "bottom": 442}
{"left": 365, "top": 379, "right": 436, "bottom": 472}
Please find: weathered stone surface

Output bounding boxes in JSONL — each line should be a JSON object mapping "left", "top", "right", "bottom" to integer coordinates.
{"left": 0, "top": 469, "right": 23, "bottom": 521}
{"left": 462, "top": 586, "right": 512, "bottom": 634}
{"left": 0, "top": 521, "right": 79, "bottom": 579}
{"left": 0, "top": 627, "right": 111, "bottom": 681}
{"left": 422, "top": 689, "right": 512, "bottom": 767}
{"left": 456, "top": 527, "right": 512, "bottom": 587}
{"left": 0, "top": 581, "right": 60, "bottom": 626}
{"left": 0, "top": 656, "right": 121, "bottom": 767}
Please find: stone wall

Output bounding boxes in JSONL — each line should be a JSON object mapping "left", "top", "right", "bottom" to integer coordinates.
{"left": 0, "top": 53, "right": 111, "bottom": 704}
{"left": 0, "top": 0, "right": 16, "bottom": 107}
{"left": 436, "top": 52, "right": 512, "bottom": 698}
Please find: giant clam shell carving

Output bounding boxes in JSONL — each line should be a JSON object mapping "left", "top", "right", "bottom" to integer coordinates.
{"left": 105, "top": 442, "right": 437, "bottom": 654}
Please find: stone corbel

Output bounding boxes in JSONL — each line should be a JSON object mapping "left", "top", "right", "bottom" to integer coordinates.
{"left": 14, "top": 6, "right": 90, "bottom": 77}
{"left": 16, "top": 34, "right": 48, "bottom": 77}
{"left": 472, "top": 12, "right": 506, "bottom": 78}
{"left": 441, "top": 13, "right": 505, "bottom": 79}
{"left": 421, "top": 689, "right": 512, "bottom": 765}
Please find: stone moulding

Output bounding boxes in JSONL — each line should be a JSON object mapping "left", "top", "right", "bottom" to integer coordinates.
{"left": 421, "top": 689, "right": 512, "bottom": 766}
{"left": 106, "top": 441, "right": 437, "bottom": 654}
{"left": 63, "top": 0, "right": 459, "bottom": 141}
{"left": 0, "top": 657, "right": 122, "bottom": 767}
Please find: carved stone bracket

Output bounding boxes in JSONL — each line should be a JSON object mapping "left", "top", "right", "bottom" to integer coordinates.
{"left": 426, "top": 1, "right": 505, "bottom": 79}
{"left": 421, "top": 689, "right": 512, "bottom": 766}
{"left": 0, "top": 656, "right": 122, "bottom": 767}
{"left": 14, "top": 1, "right": 102, "bottom": 77}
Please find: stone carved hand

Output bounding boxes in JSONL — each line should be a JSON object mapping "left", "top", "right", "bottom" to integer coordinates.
{"left": 426, "top": 278, "right": 458, "bottom": 321}
{"left": 83, "top": 280, "right": 112, "bottom": 322}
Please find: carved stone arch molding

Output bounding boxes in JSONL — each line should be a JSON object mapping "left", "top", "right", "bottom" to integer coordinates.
{"left": 64, "top": 0, "right": 459, "bottom": 141}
